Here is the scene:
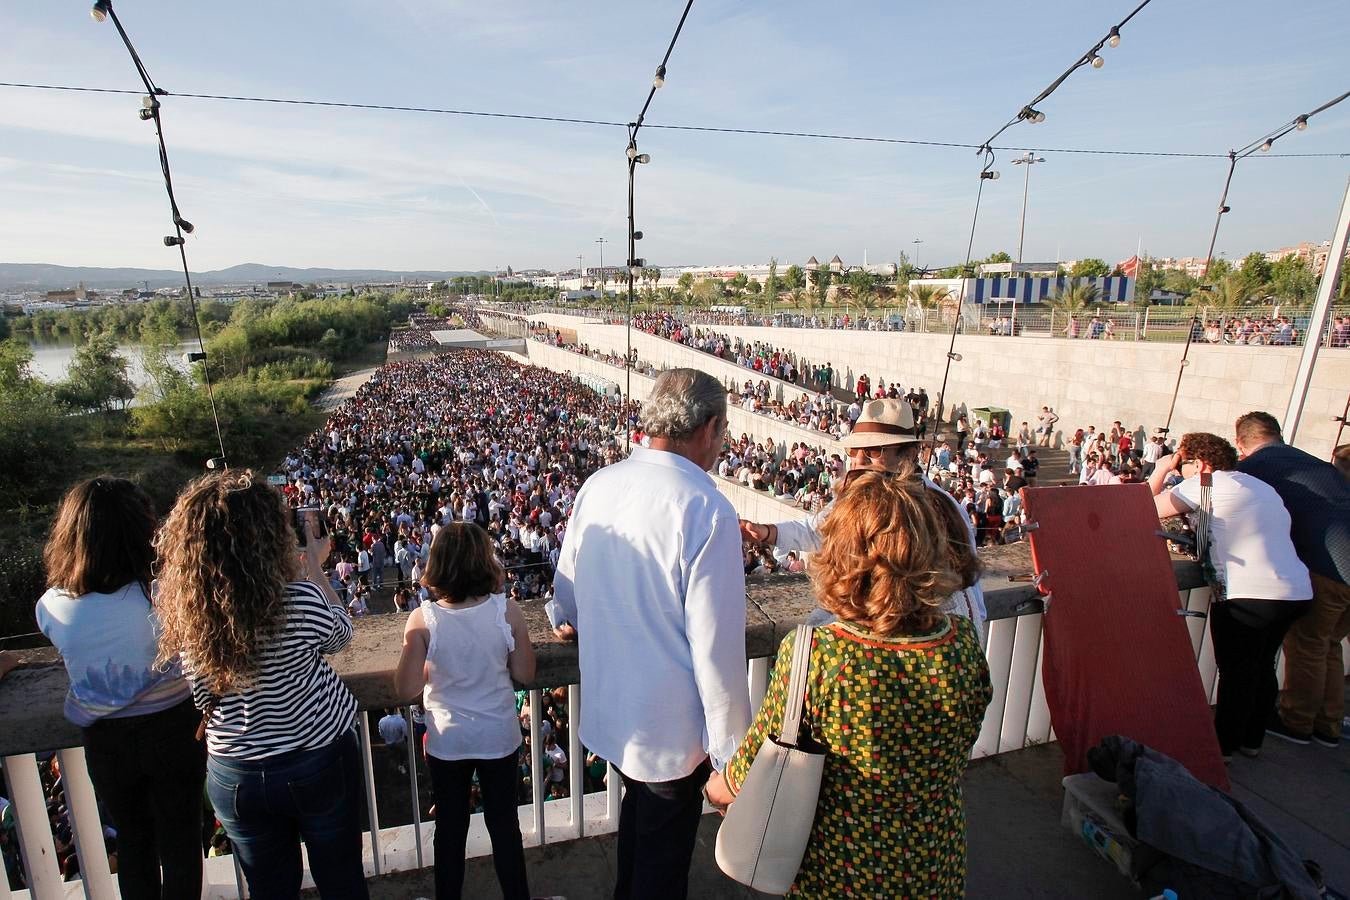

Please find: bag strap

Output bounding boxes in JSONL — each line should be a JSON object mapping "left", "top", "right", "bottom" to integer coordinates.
{"left": 779, "top": 624, "right": 814, "bottom": 747}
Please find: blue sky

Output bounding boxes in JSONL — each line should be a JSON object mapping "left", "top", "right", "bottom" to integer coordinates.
{"left": 1, "top": 0, "right": 1347, "bottom": 273}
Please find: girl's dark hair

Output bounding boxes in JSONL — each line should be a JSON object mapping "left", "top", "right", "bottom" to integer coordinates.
{"left": 44, "top": 476, "right": 156, "bottom": 597}
{"left": 422, "top": 522, "right": 506, "bottom": 603}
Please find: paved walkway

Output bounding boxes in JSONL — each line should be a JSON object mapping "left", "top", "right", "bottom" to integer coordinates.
{"left": 315, "top": 365, "right": 380, "bottom": 411}
{"left": 332, "top": 742, "right": 1350, "bottom": 899}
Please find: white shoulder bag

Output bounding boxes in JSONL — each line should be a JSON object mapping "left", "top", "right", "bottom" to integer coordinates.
{"left": 715, "top": 624, "right": 825, "bottom": 894}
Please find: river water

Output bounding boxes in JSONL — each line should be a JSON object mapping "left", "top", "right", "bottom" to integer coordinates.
{"left": 24, "top": 333, "right": 196, "bottom": 388}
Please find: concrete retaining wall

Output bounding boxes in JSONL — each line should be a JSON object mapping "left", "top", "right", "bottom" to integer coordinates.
{"left": 507, "top": 314, "right": 1349, "bottom": 459}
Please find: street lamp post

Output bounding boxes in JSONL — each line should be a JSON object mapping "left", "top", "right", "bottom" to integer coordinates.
{"left": 1011, "top": 152, "right": 1046, "bottom": 337}
{"left": 595, "top": 237, "right": 607, "bottom": 295}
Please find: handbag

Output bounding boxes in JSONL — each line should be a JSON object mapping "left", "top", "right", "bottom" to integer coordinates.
{"left": 715, "top": 624, "right": 825, "bottom": 894}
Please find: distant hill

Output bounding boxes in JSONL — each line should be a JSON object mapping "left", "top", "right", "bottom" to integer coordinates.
{"left": 0, "top": 262, "right": 487, "bottom": 292}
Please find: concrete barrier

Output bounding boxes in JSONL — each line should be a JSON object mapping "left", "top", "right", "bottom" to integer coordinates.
{"left": 502, "top": 313, "right": 1350, "bottom": 459}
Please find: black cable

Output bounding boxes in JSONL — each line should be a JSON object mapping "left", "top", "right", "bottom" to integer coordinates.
{"left": 633, "top": 0, "right": 694, "bottom": 135}
{"left": 624, "top": 0, "right": 697, "bottom": 452}
{"left": 4, "top": 81, "right": 1345, "bottom": 159}
{"left": 978, "top": 0, "right": 1156, "bottom": 153}
{"left": 98, "top": 3, "right": 228, "bottom": 466}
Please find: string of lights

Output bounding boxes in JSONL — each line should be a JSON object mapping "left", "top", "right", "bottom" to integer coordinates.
{"left": 930, "top": 0, "right": 1159, "bottom": 458}
{"left": 976, "top": 0, "right": 1155, "bottom": 154}
{"left": 2, "top": 81, "right": 1346, "bottom": 160}
{"left": 621, "top": 0, "right": 695, "bottom": 451}
{"left": 88, "top": 0, "right": 229, "bottom": 468}
{"left": 1161, "top": 88, "right": 1350, "bottom": 437}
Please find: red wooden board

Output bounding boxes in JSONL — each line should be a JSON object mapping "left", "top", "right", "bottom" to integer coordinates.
{"left": 1023, "top": 483, "right": 1230, "bottom": 791}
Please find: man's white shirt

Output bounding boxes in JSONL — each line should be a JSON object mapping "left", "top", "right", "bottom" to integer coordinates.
{"left": 552, "top": 446, "right": 751, "bottom": 782}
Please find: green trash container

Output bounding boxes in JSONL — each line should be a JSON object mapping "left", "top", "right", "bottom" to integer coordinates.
{"left": 970, "top": 407, "right": 1012, "bottom": 432}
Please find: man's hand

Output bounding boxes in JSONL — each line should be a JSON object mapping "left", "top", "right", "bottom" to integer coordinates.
{"left": 703, "top": 769, "right": 735, "bottom": 815}
{"left": 553, "top": 623, "right": 578, "bottom": 642}
{"left": 739, "top": 519, "right": 771, "bottom": 544}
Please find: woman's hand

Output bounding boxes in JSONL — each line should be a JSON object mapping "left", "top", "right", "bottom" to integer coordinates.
{"left": 704, "top": 769, "right": 735, "bottom": 815}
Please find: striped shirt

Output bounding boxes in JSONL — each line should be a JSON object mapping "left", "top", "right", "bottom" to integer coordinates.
{"left": 188, "top": 582, "right": 357, "bottom": 760}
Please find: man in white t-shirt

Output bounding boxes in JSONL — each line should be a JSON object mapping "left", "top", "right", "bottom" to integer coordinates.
{"left": 1150, "top": 432, "right": 1312, "bottom": 759}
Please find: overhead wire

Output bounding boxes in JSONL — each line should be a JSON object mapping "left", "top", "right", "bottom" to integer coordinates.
{"left": 1163, "top": 87, "right": 1350, "bottom": 437}
{"left": 622, "top": 0, "right": 695, "bottom": 452}
{"left": 2, "top": 81, "right": 1346, "bottom": 159}
{"left": 91, "top": 3, "right": 228, "bottom": 467}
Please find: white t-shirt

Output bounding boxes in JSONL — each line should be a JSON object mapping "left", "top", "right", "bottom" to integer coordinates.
{"left": 1168, "top": 471, "right": 1313, "bottom": 602}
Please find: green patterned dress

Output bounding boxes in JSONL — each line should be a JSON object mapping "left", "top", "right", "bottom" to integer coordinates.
{"left": 725, "top": 615, "right": 992, "bottom": 899}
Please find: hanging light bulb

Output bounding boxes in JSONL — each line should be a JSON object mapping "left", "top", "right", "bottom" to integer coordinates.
{"left": 626, "top": 145, "right": 638, "bottom": 160}
{"left": 1295, "top": 115, "right": 1309, "bottom": 131}
{"left": 653, "top": 65, "right": 666, "bottom": 90}
{"left": 1032, "top": 109, "right": 1046, "bottom": 124}
{"left": 1090, "top": 53, "right": 1104, "bottom": 68}
{"left": 1107, "top": 26, "right": 1121, "bottom": 48}
{"left": 1260, "top": 139, "right": 1273, "bottom": 152}
{"left": 90, "top": 0, "right": 111, "bottom": 22}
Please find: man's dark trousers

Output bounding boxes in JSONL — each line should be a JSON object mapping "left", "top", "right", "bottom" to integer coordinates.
{"left": 612, "top": 760, "right": 712, "bottom": 900}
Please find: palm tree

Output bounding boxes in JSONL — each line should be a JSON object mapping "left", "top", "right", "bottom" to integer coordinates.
{"left": 1049, "top": 281, "right": 1100, "bottom": 314}
{"left": 907, "top": 284, "right": 949, "bottom": 332}
{"left": 1208, "top": 273, "right": 1249, "bottom": 310}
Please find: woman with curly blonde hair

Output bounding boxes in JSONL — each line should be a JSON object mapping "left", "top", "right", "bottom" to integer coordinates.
{"left": 155, "top": 470, "right": 368, "bottom": 900}
{"left": 708, "top": 473, "right": 992, "bottom": 898}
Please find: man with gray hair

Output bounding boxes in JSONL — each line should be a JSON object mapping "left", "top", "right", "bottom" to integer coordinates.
{"left": 552, "top": 367, "right": 750, "bottom": 900}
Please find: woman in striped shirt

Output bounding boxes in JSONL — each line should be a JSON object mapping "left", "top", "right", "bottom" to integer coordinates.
{"left": 155, "top": 471, "right": 368, "bottom": 899}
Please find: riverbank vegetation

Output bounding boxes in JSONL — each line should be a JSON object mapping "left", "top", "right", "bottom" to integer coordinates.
{"left": 0, "top": 291, "right": 414, "bottom": 642}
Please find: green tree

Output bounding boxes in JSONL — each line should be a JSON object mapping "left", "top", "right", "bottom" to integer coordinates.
{"left": 1239, "top": 252, "right": 1273, "bottom": 287}
{"left": 907, "top": 284, "right": 948, "bottom": 332}
{"left": 690, "top": 278, "right": 723, "bottom": 308}
{"left": 808, "top": 267, "right": 832, "bottom": 305}
{"left": 981, "top": 251, "right": 1014, "bottom": 266}
{"left": 765, "top": 258, "right": 780, "bottom": 305}
{"left": 1162, "top": 269, "right": 1196, "bottom": 297}
{"left": 783, "top": 264, "right": 804, "bottom": 292}
{"left": 1134, "top": 260, "right": 1164, "bottom": 307}
{"left": 847, "top": 269, "right": 875, "bottom": 305}
{"left": 1049, "top": 281, "right": 1101, "bottom": 314}
{"left": 1069, "top": 258, "right": 1111, "bottom": 278}
{"left": 0, "top": 339, "right": 70, "bottom": 507}
{"left": 745, "top": 279, "right": 763, "bottom": 296}
{"left": 676, "top": 272, "right": 694, "bottom": 301}
{"left": 57, "top": 332, "right": 135, "bottom": 413}
{"left": 1207, "top": 273, "right": 1250, "bottom": 309}
{"left": 1268, "top": 255, "right": 1316, "bottom": 304}
{"left": 727, "top": 272, "right": 749, "bottom": 296}
{"left": 1205, "top": 257, "right": 1233, "bottom": 281}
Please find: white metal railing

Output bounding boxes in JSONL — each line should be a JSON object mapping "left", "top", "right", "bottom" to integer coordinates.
{"left": 7, "top": 589, "right": 1345, "bottom": 899}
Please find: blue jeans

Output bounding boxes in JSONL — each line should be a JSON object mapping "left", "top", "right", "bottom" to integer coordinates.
{"left": 206, "top": 730, "right": 370, "bottom": 900}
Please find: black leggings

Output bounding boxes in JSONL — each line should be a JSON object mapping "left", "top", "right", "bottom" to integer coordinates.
{"left": 426, "top": 749, "right": 529, "bottom": 900}
{"left": 82, "top": 697, "right": 207, "bottom": 900}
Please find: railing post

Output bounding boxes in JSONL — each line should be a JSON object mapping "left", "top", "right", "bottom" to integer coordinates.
{"left": 404, "top": 706, "right": 424, "bottom": 870}
{"left": 55, "top": 747, "right": 117, "bottom": 900}
{"left": 567, "top": 684, "right": 584, "bottom": 840}
{"left": 2, "top": 753, "right": 62, "bottom": 898}
{"left": 527, "top": 689, "right": 545, "bottom": 844}
{"left": 357, "top": 715, "right": 382, "bottom": 876}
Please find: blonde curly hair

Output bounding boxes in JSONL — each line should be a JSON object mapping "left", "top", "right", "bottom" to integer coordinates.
{"left": 812, "top": 471, "right": 963, "bottom": 636}
{"left": 154, "top": 470, "right": 299, "bottom": 692}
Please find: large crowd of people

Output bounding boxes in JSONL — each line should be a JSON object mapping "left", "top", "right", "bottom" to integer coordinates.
{"left": 3, "top": 322, "right": 1347, "bottom": 898}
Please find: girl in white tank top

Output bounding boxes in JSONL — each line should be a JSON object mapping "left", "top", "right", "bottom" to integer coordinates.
{"left": 393, "top": 522, "right": 540, "bottom": 900}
